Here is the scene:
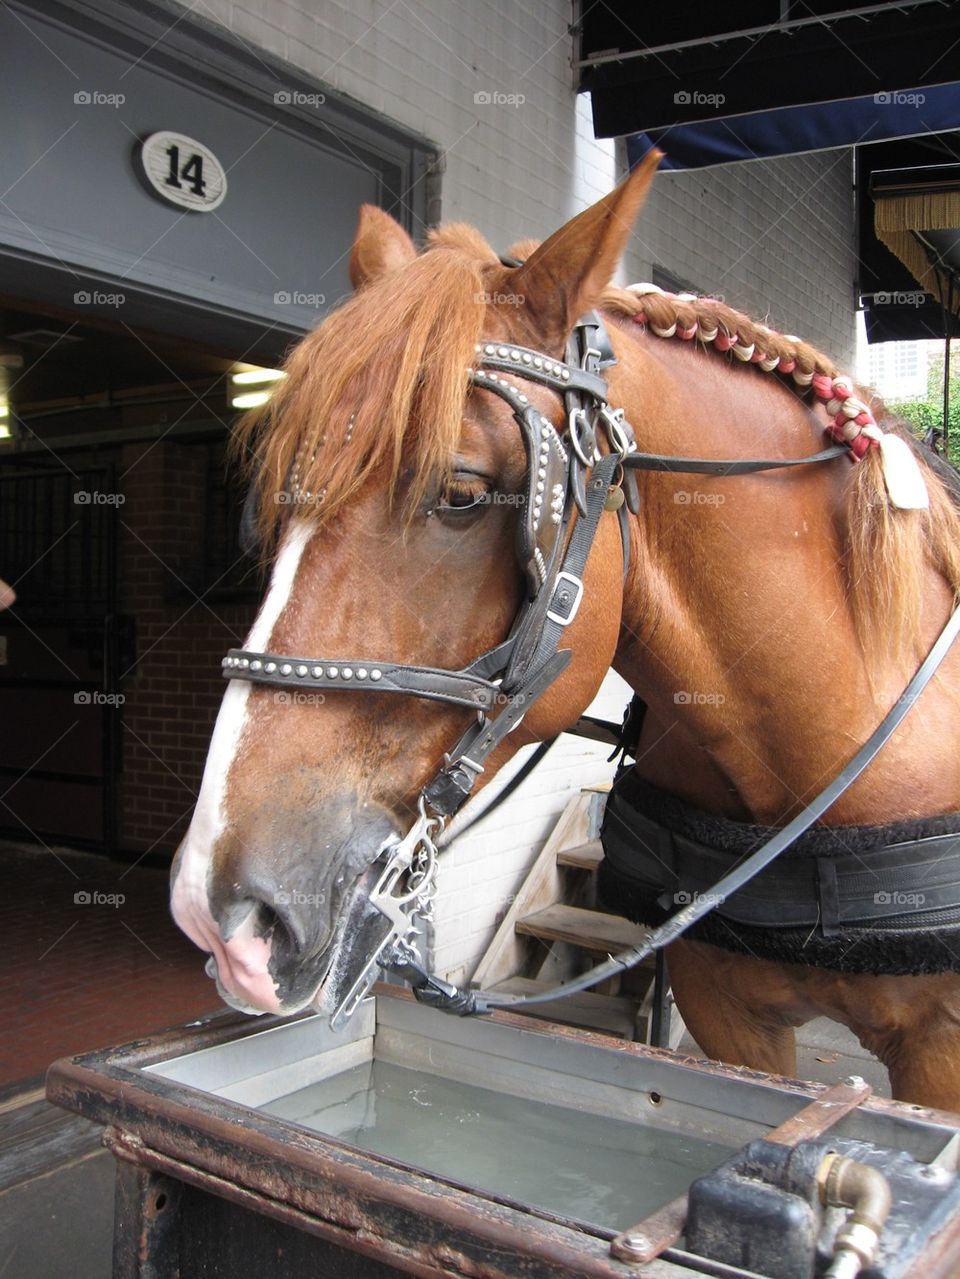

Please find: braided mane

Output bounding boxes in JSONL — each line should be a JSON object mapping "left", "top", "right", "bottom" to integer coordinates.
{"left": 602, "top": 285, "right": 843, "bottom": 393}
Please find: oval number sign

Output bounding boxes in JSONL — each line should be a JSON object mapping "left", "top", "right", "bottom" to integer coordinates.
{"left": 139, "top": 131, "right": 227, "bottom": 213}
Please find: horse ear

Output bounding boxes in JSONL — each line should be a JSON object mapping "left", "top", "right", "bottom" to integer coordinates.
{"left": 349, "top": 205, "right": 417, "bottom": 290}
{"left": 511, "top": 150, "right": 661, "bottom": 345}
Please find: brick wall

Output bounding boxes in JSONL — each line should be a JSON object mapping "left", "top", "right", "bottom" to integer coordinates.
{"left": 186, "top": 0, "right": 619, "bottom": 246}
{"left": 185, "top": 0, "right": 855, "bottom": 366}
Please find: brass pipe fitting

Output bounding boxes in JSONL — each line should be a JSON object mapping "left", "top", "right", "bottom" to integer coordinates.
{"left": 817, "top": 1153, "right": 893, "bottom": 1279}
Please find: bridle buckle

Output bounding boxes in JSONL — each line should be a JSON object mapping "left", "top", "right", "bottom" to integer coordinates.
{"left": 568, "top": 408, "right": 601, "bottom": 468}
{"left": 599, "top": 405, "right": 633, "bottom": 461}
{"left": 546, "top": 571, "right": 584, "bottom": 627}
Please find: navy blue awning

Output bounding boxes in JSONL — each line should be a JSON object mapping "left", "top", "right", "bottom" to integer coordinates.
{"left": 626, "top": 85, "right": 960, "bottom": 172}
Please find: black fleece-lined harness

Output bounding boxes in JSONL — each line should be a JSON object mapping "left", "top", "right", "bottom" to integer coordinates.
{"left": 600, "top": 761, "right": 960, "bottom": 975}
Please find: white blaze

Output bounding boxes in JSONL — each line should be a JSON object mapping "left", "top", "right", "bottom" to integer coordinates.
{"left": 171, "top": 521, "right": 315, "bottom": 970}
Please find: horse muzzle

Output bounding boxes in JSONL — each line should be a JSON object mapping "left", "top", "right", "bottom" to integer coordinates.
{"left": 171, "top": 797, "right": 400, "bottom": 1016}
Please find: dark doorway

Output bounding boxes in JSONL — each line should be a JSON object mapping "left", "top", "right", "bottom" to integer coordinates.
{"left": 0, "top": 300, "right": 262, "bottom": 858}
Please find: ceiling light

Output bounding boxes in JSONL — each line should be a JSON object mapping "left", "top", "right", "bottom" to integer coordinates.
{"left": 230, "top": 367, "right": 285, "bottom": 385}
{"left": 229, "top": 365, "right": 286, "bottom": 411}
{"left": 231, "top": 390, "right": 273, "bottom": 410}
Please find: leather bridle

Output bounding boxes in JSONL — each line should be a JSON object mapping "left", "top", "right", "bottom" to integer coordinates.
{"left": 223, "top": 313, "right": 633, "bottom": 821}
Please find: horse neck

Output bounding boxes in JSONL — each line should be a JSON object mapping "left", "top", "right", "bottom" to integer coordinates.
{"left": 608, "top": 331, "right": 960, "bottom": 825}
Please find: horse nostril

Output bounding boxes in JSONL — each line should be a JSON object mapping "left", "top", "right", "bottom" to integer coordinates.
{"left": 252, "top": 896, "right": 308, "bottom": 957}
{"left": 213, "top": 890, "right": 305, "bottom": 960}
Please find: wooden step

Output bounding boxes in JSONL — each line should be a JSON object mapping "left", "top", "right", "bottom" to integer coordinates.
{"left": 556, "top": 838, "right": 603, "bottom": 871}
{"left": 516, "top": 904, "right": 649, "bottom": 954}
{"left": 489, "top": 977, "right": 637, "bottom": 1039}
{"left": 471, "top": 793, "right": 601, "bottom": 993}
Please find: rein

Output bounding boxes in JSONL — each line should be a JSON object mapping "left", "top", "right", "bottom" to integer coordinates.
{"left": 220, "top": 314, "right": 952, "bottom": 1027}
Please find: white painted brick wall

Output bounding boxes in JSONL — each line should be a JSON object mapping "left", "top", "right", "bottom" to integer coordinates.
{"left": 432, "top": 671, "right": 631, "bottom": 985}
{"left": 190, "top": 0, "right": 856, "bottom": 362}
{"left": 190, "top": 0, "right": 618, "bottom": 244}
{"left": 624, "top": 151, "right": 857, "bottom": 369}
{"left": 180, "top": 0, "right": 856, "bottom": 975}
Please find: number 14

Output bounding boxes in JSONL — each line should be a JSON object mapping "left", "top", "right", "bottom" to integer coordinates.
{"left": 165, "top": 145, "right": 206, "bottom": 197}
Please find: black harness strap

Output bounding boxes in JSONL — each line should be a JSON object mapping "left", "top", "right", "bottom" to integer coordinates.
{"left": 441, "top": 737, "right": 558, "bottom": 843}
{"left": 425, "top": 453, "right": 619, "bottom": 815}
{"left": 623, "top": 444, "right": 847, "bottom": 476}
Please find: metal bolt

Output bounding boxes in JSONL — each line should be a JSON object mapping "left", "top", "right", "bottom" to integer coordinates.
{"left": 619, "top": 1232, "right": 651, "bottom": 1260}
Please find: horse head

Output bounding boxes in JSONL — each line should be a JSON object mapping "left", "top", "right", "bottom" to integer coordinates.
{"left": 170, "top": 155, "right": 661, "bottom": 1018}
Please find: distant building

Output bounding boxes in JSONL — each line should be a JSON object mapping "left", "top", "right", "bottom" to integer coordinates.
{"left": 856, "top": 312, "right": 932, "bottom": 401}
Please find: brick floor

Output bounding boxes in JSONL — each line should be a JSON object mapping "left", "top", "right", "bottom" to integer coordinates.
{"left": 0, "top": 840, "right": 220, "bottom": 1088}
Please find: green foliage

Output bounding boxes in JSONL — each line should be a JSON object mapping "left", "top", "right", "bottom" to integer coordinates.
{"left": 886, "top": 349, "right": 960, "bottom": 469}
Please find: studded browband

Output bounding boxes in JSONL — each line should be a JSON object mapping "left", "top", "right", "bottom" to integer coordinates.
{"left": 222, "top": 653, "right": 504, "bottom": 712}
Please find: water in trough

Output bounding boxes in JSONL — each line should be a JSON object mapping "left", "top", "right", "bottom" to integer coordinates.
{"left": 262, "top": 1059, "right": 734, "bottom": 1229}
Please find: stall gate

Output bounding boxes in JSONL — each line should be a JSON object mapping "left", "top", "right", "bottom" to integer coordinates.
{"left": 0, "top": 463, "right": 124, "bottom": 855}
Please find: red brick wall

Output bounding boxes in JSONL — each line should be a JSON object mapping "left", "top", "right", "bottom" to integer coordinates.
{"left": 119, "top": 439, "right": 257, "bottom": 857}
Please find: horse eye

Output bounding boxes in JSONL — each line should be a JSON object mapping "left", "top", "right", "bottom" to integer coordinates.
{"left": 435, "top": 475, "right": 490, "bottom": 514}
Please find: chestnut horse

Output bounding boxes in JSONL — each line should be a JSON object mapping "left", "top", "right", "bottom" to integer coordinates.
{"left": 171, "top": 154, "right": 960, "bottom": 1108}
